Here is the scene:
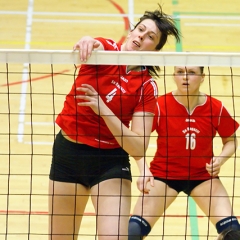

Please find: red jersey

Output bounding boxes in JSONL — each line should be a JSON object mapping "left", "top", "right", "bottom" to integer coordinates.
{"left": 56, "top": 37, "right": 158, "bottom": 149}
{"left": 150, "top": 92, "right": 239, "bottom": 180}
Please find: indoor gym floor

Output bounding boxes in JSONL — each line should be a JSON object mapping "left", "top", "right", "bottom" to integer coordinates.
{"left": 0, "top": 0, "right": 240, "bottom": 239}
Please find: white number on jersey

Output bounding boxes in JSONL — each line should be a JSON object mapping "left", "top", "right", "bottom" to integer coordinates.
{"left": 185, "top": 133, "right": 196, "bottom": 150}
{"left": 106, "top": 88, "right": 117, "bottom": 103}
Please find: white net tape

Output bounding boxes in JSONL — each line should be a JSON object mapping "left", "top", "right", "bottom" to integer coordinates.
{"left": 1, "top": 49, "right": 240, "bottom": 66}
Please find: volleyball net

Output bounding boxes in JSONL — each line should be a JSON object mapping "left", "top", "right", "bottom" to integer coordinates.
{"left": 0, "top": 49, "right": 239, "bottom": 239}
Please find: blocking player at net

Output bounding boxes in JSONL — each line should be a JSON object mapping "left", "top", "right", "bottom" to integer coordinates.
{"left": 128, "top": 66, "right": 240, "bottom": 239}
{"left": 48, "top": 4, "right": 180, "bottom": 240}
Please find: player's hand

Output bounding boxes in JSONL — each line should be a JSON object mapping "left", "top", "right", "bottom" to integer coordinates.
{"left": 76, "top": 84, "right": 106, "bottom": 116}
{"left": 206, "top": 157, "right": 222, "bottom": 176}
{"left": 73, "top": 36, "right": 101, "bottom": 62}
{"left": 137, "top": 167, "right": 154, "bottom": 194}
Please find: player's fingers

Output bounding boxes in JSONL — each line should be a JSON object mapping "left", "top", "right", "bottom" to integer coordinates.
{"left": 210, "top": 169, "right": 220, "bottom": 177}
{"left": 80, "top": 43, "right": 89, "bottom": 62}
{"left": 150, "top": 176, "right": 154, "bottom": 187}
{"left": 73, "top": 39, "right": 89, "bottom": 62}
{"left": 81, "top": 40, "right": 98, "bottom": 61}
{"left": 83, "top": 40, "right": 100, "bottom": 61}
{"left": 143, "top": 189, "right": 150, "bottom": 194}
{"left": 137, "top": 182, "right": 144, "bottom": 192}
{"left": 206, "top": 164, "right": 220, "bottom": 176}
{"left": 77, "top": 84, "right": 97, "bottom": 95}
{"left": 73, "top": 42, "right": 80, "bottom": 51}
{"left": 206, "top": 163, "right": 212, "bottom": 169}
{"left": 93, "top": 41, "right": 100, "bottom": 49}
{"left": 143, "top": 181, "right": 149, "bottom": 192}
{"left": 142, "top": 184, "right": 150, "bottom": 194}
{"left": 206, "top": 165, "right": 216, "bottom": 173}
{"left": 80, "top": 84, "right": 95, "bottom": 91}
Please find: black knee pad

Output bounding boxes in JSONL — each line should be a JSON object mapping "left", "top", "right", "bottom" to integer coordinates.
{"left": 128, "top": 215, "right": 151, "bottom": 239}
{"left": 216, "top": 216, "right": 240, "bottom": 234}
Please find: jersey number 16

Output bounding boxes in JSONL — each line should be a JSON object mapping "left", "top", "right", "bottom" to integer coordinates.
{"left": 185, "top": 133, "right": 196, "bottom": 150}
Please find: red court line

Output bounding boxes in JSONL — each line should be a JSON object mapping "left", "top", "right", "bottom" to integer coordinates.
{"left": 1, "top": 0, "right": 130, "bottom": 88}
{"left": 2, "top": 209, "right": 239, "bottom": 218}
{"left": 0, "top": 209, "right": 205, "bottom": 218}
{"left": 0, "top": 68, "right": 74, "bottom": 87}
{"left": 109, "top": 0, "right": 130, "bottom": 44}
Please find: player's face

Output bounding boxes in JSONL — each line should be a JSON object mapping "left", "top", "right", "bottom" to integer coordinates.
{"left": 173, "top": 66, "right": 205, "bottom": 94}
{"left": 123, "top": 19, "right": 161, "bottom": 51}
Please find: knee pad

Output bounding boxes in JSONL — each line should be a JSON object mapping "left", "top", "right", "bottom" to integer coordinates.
{"left": 128, "top": 215, "right": 151, "bottom": 237}
{"left": 216, "top": 216, "right": 240, "bottom": 234}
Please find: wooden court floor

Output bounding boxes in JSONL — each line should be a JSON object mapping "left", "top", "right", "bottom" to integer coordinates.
{"left": 0, "top": 0, "right": 240, "bottom": 239}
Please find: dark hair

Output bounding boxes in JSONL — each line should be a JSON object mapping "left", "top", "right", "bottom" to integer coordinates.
{"left": 134, "top": 4, "right": 181, "bottom": 77}
{"left": 221, "top": 229, "right": 240, "bottom": 240}
{"left": 200, "top": 67, "right": 204, "bottom": 74}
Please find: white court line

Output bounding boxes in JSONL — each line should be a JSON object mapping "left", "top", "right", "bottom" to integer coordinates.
{"left": 33, "top": 19, "right": 122, "bottom": 24}
{"left": 24, "top": 141, "right": 53, "bottom": 145}
{"left": 0, "top": 11, "right": 128, "bottom": 17}
{"left": 17, "top": 0, "right": 34, "bottom": 143}
{"left": 25, "top": 122, "right": 54, "bottom": 125}
{"left": 176, "top": 15, "right": 240, "bottom": 20}
{"left": 185, "top": 23, "right": 240, "bottom": 27}
{"left": 128, "top": 0, "right": 134, "bottom": 25}
{"left": 1, "top": 11, "right": 240, "bottom": 20}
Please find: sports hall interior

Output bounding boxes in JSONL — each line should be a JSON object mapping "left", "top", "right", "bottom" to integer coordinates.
{"left": 0, "top": 0, "right": 240, "bottom": 239}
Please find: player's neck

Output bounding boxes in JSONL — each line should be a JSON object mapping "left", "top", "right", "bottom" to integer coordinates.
{"left": 173, "top": 91, "right": 206, "bottom": 112}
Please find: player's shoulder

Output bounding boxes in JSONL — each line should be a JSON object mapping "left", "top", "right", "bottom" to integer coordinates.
{"left": 95, "top": 37, "right": 120, "bottom": 51}
{"left": 157, "top": 92, "right": 173, "bottom": 102}
{"left": 206, "top": 95, "right": 223, "bottom": 107}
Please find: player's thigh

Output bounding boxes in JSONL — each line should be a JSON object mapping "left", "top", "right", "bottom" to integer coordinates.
{"left": 91, "top": 178, "right": 131, "bottom": 240}
{"left": 191, "top": 178, "right": 232, "bottom": 224}
{"left": 91, "top": 178, "right": 131, "bottom": 213}
{"left": 49, "top": 180, "right": 90, "bottom": 237}
{"left": 132, "top": 180, "right": 178, "bottom": 226}
{"left": 49, "top": 180, "right": 90, "bottom": 213}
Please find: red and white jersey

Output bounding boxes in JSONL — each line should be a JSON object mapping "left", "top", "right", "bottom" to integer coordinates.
{"left": 56, "top": 37, "right": 158, "bottom": 149}
{"left": 150, "top": 92, "right": 239, "bottom": 180}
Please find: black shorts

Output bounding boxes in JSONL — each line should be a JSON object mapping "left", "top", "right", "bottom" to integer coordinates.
{"left": 154, "top": 177, "right": 219, "bottom": 196}
{"left": 49, "top": 131, "right": 132, "bottom": 188}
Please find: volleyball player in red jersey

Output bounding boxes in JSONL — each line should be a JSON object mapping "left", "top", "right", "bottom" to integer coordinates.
{"left": 128, "top": 66, "right": 240, "bottom": 239}
{"left": 48, "top": 4, "right": 180, "bottom": 240}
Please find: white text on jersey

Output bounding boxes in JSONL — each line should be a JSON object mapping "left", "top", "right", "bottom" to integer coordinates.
{"left": 182, "top": 127, "right": 200, "bottom": 134}
{"left": 111, "top": 80, "right": 126, "bottom": 93}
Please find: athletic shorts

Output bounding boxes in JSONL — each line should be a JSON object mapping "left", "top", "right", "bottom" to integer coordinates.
{"left": 49, "top": 131, "right": 132, "bottom": 188}
{"left": 154, "top": 177, "right": 219, "bottom": 196}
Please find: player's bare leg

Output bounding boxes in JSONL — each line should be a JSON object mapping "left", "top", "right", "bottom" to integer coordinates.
{"left": 191, "top": 178, "right": 233, "bottom": 226}
{"left": 48, "top": 180, "right": 90, "bottom": 240}
{"left": 91, "top": 178, "right": 131, "bottom": 240}
{"left": 130, "top": 180, "right": 178, "bottom": 239}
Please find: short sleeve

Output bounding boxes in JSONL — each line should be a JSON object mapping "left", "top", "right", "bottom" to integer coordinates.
{"left": 94, "top": 37, "right": 120, "bottom": 51}
{"left": 134, "top": 79, "right": 158, "bottom": 115}
{"left": 217, "top": 106, "right": 239, "bottom": 137}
